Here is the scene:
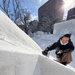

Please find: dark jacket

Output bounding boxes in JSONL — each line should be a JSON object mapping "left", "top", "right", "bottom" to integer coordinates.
{"left": 46, "top": 38, "right": 74, "bottom": 53}
{"left": 42, "top": 37, "right": 74, "bottom": 55}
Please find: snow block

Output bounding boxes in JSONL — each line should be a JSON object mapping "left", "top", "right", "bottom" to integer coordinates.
{"left": 0, "top": 50, "right": 75, "bottom": 75}
{"left": 38, "top": 56, "right": 75, "bottom": 75}
{"left": 0, "top": 50, "right": 39, "bottom": 75}
{"left": 54, "top": 19, "right": 75, "bottom": 35}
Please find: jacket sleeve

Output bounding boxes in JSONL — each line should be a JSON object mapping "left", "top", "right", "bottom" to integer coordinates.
{"left": 45, "top": 42, "right": 58, "bottom": 51}
{"left": 63, "top": 42, "right": 74, "bottom": 53}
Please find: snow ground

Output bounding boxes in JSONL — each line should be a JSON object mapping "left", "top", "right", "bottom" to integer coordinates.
{"left": 0, "top": 10, "right": 75, "bottom": 75}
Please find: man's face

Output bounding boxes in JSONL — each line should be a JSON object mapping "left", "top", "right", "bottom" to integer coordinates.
{"left": 61, "top": 37, "right": 69, "bottom": 44}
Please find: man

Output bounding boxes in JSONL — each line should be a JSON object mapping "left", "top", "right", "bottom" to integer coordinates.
{"left": 42, "top": 34, "right": 74, "bottom": 65}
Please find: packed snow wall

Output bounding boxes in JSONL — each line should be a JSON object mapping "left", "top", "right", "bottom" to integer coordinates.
{"left": 53, "top": 19, "right": 75, "bottom": 35}
{"left": 0, "top": 10, "right": 42, "bottom": 53}
{"left": 0, "top": 51, "right": 75, "bottom": 75}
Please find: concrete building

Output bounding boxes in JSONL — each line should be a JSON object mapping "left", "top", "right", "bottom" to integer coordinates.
{"left": 38, "top": 0, "right": 64, "bottom": 33}
{"left": 67, "top": 7, "right": 75, "bottom": 20}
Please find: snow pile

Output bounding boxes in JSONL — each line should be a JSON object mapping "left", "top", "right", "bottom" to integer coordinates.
{"left": 54, "top": 19, "right": 75, "bottom": 35}
{"left": 32, "top": 31, "right": 58, "bottom": 50}
{"left": 0, "top": 10, "right": 75, "bottom": 75}
{"left": 33, "top": 31, "right": 58, "bottom": 42}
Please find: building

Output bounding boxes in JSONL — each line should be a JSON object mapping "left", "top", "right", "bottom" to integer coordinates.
{"left": 67, "top": 7, "right": 75, "bottom": 20}
{"left": 38, "top": 0, "right": 64, "bottom": 33}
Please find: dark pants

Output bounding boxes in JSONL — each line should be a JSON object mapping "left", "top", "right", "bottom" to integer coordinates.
{"left": 56, "top": 52, "right": 72, "bottom": 65}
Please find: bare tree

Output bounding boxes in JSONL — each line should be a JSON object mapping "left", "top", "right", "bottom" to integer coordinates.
{"left": 17, "top": 9, "right": 30, "bottom": 24}
{"left": 29, "top": 20, "right": 38, "bottom": 33}
{"left": 12, "top": 0, "right": 21, "bottom": 22}
{"left": 0, "top": 0, "right": 31, "bottom": 34}
{"left": 0, "top": 0, "right": 11, "bottom": 17}
{"left": 16, "top": 9, "right": 31, "bottom": 34}
{"left": 0, "top": 0, "right": 21, "bottom": 20}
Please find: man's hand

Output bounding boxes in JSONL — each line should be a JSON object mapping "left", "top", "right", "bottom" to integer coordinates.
{"left": 42, "top": 47, "right": 50, "bottom": 56}
{"left": 42, "top": 50, "right": 48, "bottom": 56}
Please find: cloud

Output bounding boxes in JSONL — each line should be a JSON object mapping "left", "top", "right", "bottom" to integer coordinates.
{"left": 38, "top": 0, "right": 48, "bottom": 2}
{"left": 38, "top": 0, "right": 48, "bottom": 5}
{"left": 38, "top": 0, "right": 42, "bottom": 2}
{"left": 29, "top": 15, "right": 38, "bottom": 21}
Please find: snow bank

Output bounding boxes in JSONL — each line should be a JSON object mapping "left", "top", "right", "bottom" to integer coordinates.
{"left": 0, "top": 10, "right": 75, "bottom": 75}
{"left": 32, "top": 31, "right": 59, "bottom": 50}
{"left": 54, "top": 19, "right": 75, "bottom": 35}
{"left": 33, "top": 31, "right": 58, "bottom": 42}
{"left": 0, "top": 10, "right": 42, "bottom": 53}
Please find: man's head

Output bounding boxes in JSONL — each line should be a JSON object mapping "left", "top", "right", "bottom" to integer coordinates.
{"left": 60, "top": 34, "right": 71, "bottom": 45}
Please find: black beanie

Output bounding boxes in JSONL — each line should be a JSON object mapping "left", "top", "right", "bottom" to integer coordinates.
{"left": 63, "top": 34, "right": 71, "bottom": 38}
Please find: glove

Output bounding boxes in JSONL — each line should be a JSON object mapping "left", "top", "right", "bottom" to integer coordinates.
{"left": 42, "top": 47, "right": 49, "bottom": 56}
{"left": 42, "top": 50, "right": 48, "bottom": 56}
{"left": 56, "top": 50, "right": 63, "bottom": 58}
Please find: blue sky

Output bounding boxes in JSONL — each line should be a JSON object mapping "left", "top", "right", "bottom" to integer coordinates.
{"left": 21, "top": 0, "right": 48, "bottom": 20}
